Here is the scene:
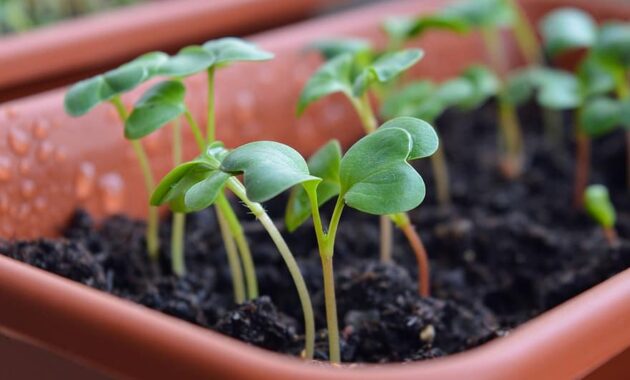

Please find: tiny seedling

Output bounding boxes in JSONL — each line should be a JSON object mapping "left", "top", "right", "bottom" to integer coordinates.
{"left": 381, "top": 65, "right": 500, "bottom": 206}
{"left": 297, "top": 48, "right": 437, "bottom": 293}
{"left": 152, "top": 141, "right": 316, "bottom": 360}
{"left": 584, "top": 185, "right": 619, "bottom": 247}
{"left": 221, "top": 116, "right": 438, "bottom": 363}
{"left": 65, "top": 51, "right": 173, "bottom": 262}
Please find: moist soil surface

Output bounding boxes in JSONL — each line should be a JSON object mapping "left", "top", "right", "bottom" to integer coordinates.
{"left": 2, "top": 103, "right": 629, "bottom": 363}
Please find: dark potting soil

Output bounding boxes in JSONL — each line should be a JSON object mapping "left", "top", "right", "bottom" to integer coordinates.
{"left": 2, "top": 102, "right": 629, "bottom": 363}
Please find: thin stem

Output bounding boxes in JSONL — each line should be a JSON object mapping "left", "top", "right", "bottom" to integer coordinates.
{"left": 603, "top": 227, "right": 620, "bottom": 248}
{"left": 430, "top": 145, "right": 451, "bottom": 207}
{"left": 183, "top": 108, "right": 206, "bottom": 151}
{"left": 215, "top": 205, "right": 245, "bottom": 304}
{"left": 170, "top": 117, "right": 186, "bottom": 277}
{"left": 171, "top": 213, "right": 186, "bottom": 276}
{"left": 228, "top": 178, "right": 315, "bottom": 360}
{"left": 215, "top": 193, "right": 258, "bottom": 299}
{"left": 379, "top": 215, "right": 393, "bottom": 263}
{"left": 207, "top": 66, "right": 216, "bottom": 143}
{"left": 321, "top": 255, "right": 340, "bottom": 363}
{"left": 110, "top": 97, "right": 160, "bottom": 260}
{"left": 614, "top": 70, "right": 630, "bottom": 190}
{"left": 506, "top": 0, "right": 541, "bottom": 65}
{"left": 481, "top": 26, "right": 508, "bottom": 78}
{"left": 497, "top": 97, "right": 524, "bottom": 179}
{"left": 392, "top": 213, "right": 430, "bottom": 297}
{"left": 350, "top": 94, "right": 378, "bottom": 134}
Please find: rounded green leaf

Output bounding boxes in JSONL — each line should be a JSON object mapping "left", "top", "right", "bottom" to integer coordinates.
{"left": 539, "top": 8, "right": 596, "bottom": 57}
{"left": 379, "top": 117, "right": 438, "bottom": 159}
{"left": 157, "top": 46, "right": 215, "bottom": 77}
{"left": 130, "top": 51, "right": 170, "bottom": 76}
{"left": 580, "top": 97, "right": 624, "bottom": 137}
{"left": 578, "top": 54, "right": 617, "bottom": 98}
{"left": 285, "top": 140, "right": 342, "bottom": 232}
{"left": 353, "top": 48, "right": 424, "bottom": 96}
{"left": 309, "top": 38, "right": 372, "bottom": 60}
{"left": 125, "top": 80, "right": 186, "bottom": 140}
{"left": 458, "top": 65, "right": 500, "bottom": 109}
{"left": 380, "top": 81, "right": 443, "bottom": 121}
{"left": 100, "top": 64, "right": 148, "bottom": 100}
{"left": 594, "top": 22, "right": 630, "bottom": 67}
{"left": 339, "top": 127, "right": 426, "bottom": 215}
{"left": 151, "top": 160, "right": 212, "bottom": 206}
{"left": 184, "top": 171, "right": 232, "bottom": 211}
{"left": 383, "top": 14, "right": 469, "bottom": 43}
{"left": 221, "top": 141, "right": 321, "bottom": 203}
{"left": 440, "top": 0, "right": 514, "bottom": 28}
{"left": 435, "top": 78, "right": 475, "bottom": 107}
{"left": 64, "top": 76, "right": 104, "bottom": 116}
{"left": 203, "top": 37, "right": 273, "bottom": 66}
{"left": 584, "top": 184, "right": 616, "bottom": 228}
{"left": 296, "top": 53, "right": 354, "bottom": 115}
{"left": 536, "top": 69, "right": 581, "bottom": 110}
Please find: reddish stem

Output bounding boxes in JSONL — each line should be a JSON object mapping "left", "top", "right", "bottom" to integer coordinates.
{"left": 400, "top": 223, "right": 430, "bottom": 297}
{"left": 603, "top": 227, "right": 620, "bottom": 248}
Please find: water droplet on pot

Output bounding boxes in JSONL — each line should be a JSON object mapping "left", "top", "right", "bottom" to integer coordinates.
{"left": 54, "top": 147, "right": 67, "bottom": 162}
{"left": 19, "top": 160, "right": 31, "bottom": 175}
{"left": 8, "top": 128, "right": 30, "bottom": 156}
{"left": 20, "top": 180, "right": 35, "bottom": 199}
{"left": 37, "top": 142, "right": 54, "bottom": 162}
{"left": 0, "top": 156, "right": 12, "bottom": 182}
{"left": 99, "top": 173, "right": 124, "bottom": 213}
{"left": 32, "top": 119, "right": 50, "bottom": 140}
{"left": 34, "top": 196, "right": 46, "bottom": 211}
{"left": 76, "top": 162, "right": 96, "bottom": 200}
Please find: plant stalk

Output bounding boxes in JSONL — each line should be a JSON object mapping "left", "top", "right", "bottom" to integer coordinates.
{"left": 216, "top": 206, "right": 245, "bottom": 304}
{"left": 430, "top": 145, "right": 451, "bottom": 207}
{"left": 207, "top": 66, "right": 216, "bottom": 143}
{"left": 183, "top": 109, "right": 206, "bottom": 151}
{"left": 379, "top": 215, "right": 393, "bottom": 263}
{"left": 215, "top": 194, "right": 258, "bottom": 299}
{"left": 603, "top": 227, "right": 620, "bottom": 248}
{"left": 227, "top": 178, "right": 315, "bottom": 360}
{"left": 110, "top": 96, "right": 160, "bottom": 260}
{"left": 506, "top": 0, "right": 541, "bottom": 65}
{"left": 392, "top": 213, "right": 430, "bottom": 297}
{"left": 614, "top": 70, "right": 630, "bottom": 191}
{"left": 497, "top": 97, "right": 524, "bottom": 178}
{"left": 171, "top": 117, "right": 186, "bottom": 276}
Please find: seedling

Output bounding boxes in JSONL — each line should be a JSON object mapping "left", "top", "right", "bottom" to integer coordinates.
{"left": 220, "top": 116, "right": 438, "bottom": 363}
{"left": 584, "top": 185, "right": 619, "bottom": 247}
{"left": 297, "top": 48, "right": 437, "bottom": 294}
{"left": 65, "top": 51, "right": 173, "bottom": 262}
{"left": 152, "top": 141, "right": 315, "bottom": 360}
{"left": 539, "top": 9, "right": 630, "bottom": 204}
{"left": 381, "top": 65, "right": 499, "bottom": 205}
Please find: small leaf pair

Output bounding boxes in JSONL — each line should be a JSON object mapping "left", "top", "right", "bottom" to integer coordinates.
{"left": 505, "top": 67, "right": 581, "bottom": 110}
{"left": 381, "top": 65, "right": 499, "bottom": 122}
{"left": 281, "top": 117, "right": 438, "bottom": 231}
{"left": 296, "top": 49, "right": 424, "bottom": 115}
{"left": 581, "top": 97, "right": 630, "bottom": 137}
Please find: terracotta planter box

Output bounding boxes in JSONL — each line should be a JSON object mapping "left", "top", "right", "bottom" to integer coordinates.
{"left": 0, "top": 0, "right": 337, "bottom": 101}
{"left": 0, "top": 0, "right": 629, "bottom": 378}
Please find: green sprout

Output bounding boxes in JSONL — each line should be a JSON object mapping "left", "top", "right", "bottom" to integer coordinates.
{"left": 381, "top": 65, "right": 499, "bottom": 206}
{"left": 297, "top": 49, "right": 438, "bottom": 295}
{"left": 152, "top": 142, "right": 315, "bottom": 360}
{"left": 584, "top": 185, "right": 619, "bottom": 247}
{"left": 220, "top": 116, "right": 438, "bottom": 363}
{"left": 539, "top": 9, "right": 630, "bottom": 204}
{"left": 65, "top": 51, "right": 172, "bottom": 262}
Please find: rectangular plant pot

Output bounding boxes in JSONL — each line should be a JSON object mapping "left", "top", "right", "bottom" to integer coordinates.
{"left": 0, "top": 0, "right": 629, "bottom": 379}
{"left": 0, "top": 0, "right": 338, "bottom": 101}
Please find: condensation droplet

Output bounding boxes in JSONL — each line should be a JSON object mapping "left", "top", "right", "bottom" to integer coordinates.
{"left": 99, "top": 173, "right": 125, "bottom": 213}
{"left": 54, "top": 147, "right": 67, "bottom": 162}
{"left": 34, "top": 196, "right": 46, "bottom": 211}
{"left": 76, "top": 162, "right": 96, "bottom": 200}
{"left": 19, "top": 160, "right": 31, "bottom": 175}
{"left": 8, "top": 128, "right": 30, "bottom": 156}
{"left": 32, "top": 119, "right": 50, "bottom": 140}
{"left": 37, "top": 142, "right": 54, "bottom": 162}
{"left": 0, "top": 156, "right": 12, "bottom": 182}
{"left": 20, "top": 180, "right": 36, "bottom": 199}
